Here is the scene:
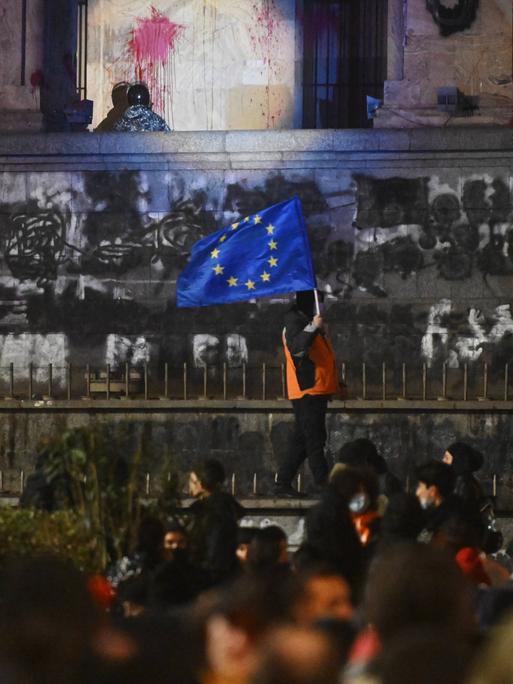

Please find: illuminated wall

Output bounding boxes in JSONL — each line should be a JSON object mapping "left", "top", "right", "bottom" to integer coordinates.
{"left": 87, "top": 0, "right": 297, "bottom": 130}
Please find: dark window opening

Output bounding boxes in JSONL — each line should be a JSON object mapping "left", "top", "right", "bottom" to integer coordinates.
{"left": 302, "top": 0, "right": 388, "bottom": 129}
{"left": 77, "top": 0, "right": 88, "bottom": 100}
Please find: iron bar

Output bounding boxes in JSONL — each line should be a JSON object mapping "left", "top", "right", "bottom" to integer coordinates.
{"left": 401, "top": 363, "right": 406, "bottom": 399}
{"left": 29, "top": 361, "right": 34, "bottom": 400}
{"left": 86, "top": 364, "right": 91, "bottom": 398}
{"left": 144, "top": 362, "right": 149, "bottom": 400}
{"left": 242, "top": 362, "right": 247, "bottom": 399}
{"left": 125, "top": 362, "right": 130, "bottom": 398}
{"left": 183, "top": 362, "right": 188, "bottom": 400}
{"left": 20, "top": 470, "right": 25, "bottom": 493}
{"left": 203, "top": 365, "right": 208, "bottom": 399}
{"left": 262, "top": 362, "right": 266, "bottom": 400}
{"left": 505, "top": 364, "right": 509, "bottom": 401}
{"left": 422, "top": 363, "right": 427, "bottom": 401}
{"left": 106, "top": 364, "right": 111, "bottom": 400}
{"left": 9, "top": 363, "right": 14, "bottom": 399}
{"left": 463, "top": 363, "right": 468, "bottom": 401}
{"left": 231, "top": 472, "right": 236, "bottom": 495}
{"left": 281, "top": 363, "right": 286, "bottom": 399}
{"left": 223, "top": 363, "right": 227, "bottom": 400}
{"left": 362, "top": 363, "right": 367, "bottom": 400}
{"left": 253, "top": 472, "right": 257, "bottom": 495}
{"left": 67, "top": 363, "right": 72, "bottom": 401}
{"left": 482, "top": 362, "right": 488, "bottom": 400}
{"left": 382, "top": 362, "right": 386, "bottom": 401}
{"left": 164, "top": 363, "right": 169, "bottom": 398}
{"left": 442, "top": 362, "right": 447, "bottom": 399}
{"left": 47, "top": 364, "right": 53, "bottom": 399}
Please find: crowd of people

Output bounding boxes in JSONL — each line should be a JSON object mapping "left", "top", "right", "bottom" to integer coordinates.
{"left": 3, "top": 439, "right": 513, "bottom": 683}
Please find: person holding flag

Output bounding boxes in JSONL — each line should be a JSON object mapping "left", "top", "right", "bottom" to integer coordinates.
{"left": 274, "top": 289, "right": 340, "bottom": 498}
{"left": 177, "top": 196, "right": 340, "bottom": 498}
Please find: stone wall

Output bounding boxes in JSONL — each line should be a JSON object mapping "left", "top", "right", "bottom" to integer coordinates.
{"left": 0, "top": 127, "right": 513, "bottom": 494}
{"left": 1, "top": 129, "right": 513, "bottom": 390}
{"left": 378, "top": 0, "right": 513, "bottom": 127}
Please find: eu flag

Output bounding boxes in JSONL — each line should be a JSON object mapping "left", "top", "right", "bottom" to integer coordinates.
{"left": 176, "top": 197, "right": 316, "bottom": 307}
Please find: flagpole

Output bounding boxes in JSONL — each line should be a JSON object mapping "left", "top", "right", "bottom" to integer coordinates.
{"left": 313, "top": 289, "right": 320, "bottom": 315}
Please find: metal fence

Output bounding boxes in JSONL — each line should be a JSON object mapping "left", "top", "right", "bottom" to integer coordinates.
{"left": 0, "top": 361, "right": 511, "bottom": 402}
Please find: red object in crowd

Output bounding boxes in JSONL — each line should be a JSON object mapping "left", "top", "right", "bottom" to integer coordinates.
{"left": 455, "top": 547, "right": 491, "bottom": 586}
{"left": 88, "top": 574, "right": 116, "bottom": 611}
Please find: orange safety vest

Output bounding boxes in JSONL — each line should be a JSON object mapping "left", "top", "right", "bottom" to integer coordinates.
{"left": 283, "top": 329, "right": 340, "bottom": 400}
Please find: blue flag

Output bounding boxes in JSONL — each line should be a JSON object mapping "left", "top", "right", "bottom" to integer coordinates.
{"left": 176, "top": 197, "right": 316, "bottom": 307}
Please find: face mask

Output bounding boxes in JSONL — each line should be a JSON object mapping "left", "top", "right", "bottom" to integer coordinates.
{"left": 419, "top": 497, "right": 432, "bottom": 510}
{"left": 349, "top": 493, "right": 369, "bottom": 514}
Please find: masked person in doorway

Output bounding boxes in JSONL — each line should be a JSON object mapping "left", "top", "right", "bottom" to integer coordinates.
{"left": 275, "top": 290, "right": 340, "bottom": 498}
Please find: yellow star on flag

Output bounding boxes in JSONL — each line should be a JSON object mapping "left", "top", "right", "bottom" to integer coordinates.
{"left": 227, "top": 276, "right": 238, "bottom": 287}
{"left": 211, "top": 248, "right": 220, "bottom": 259}
{"left": 213, "top": 264, "right": 224, "bottom": 275}
{"left": 266, "top": 224, "right": 274, "bottom": 235}
{"left": 268, "top": 256, "right": 278, "bottom": 267}
{"left": 254, "top": 215, "right": 262, "bottom": 224}
{"left": 245, "top": 279, "right": 256, "bottom": 290}
{"left": 231, "top": 222, "right": 239, "bottom": 230}
{"left": 219, "top": 235, "right": 227, "bottom": 242}
{"left": 268, "top": 240, "right": 278, "bottom": 250}
{"left": 260, "top": 271, "right": 270, "bottom": 282}
{"left": 243, "top": 216, "right": 250, "bottom": 222}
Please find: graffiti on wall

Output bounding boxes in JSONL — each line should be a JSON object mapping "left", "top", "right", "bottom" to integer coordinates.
{"left": 351, "top": 174, "right": 513, "bottom": 296}
{"left": 1, "top": 169, "right": 513, "bottom": 371}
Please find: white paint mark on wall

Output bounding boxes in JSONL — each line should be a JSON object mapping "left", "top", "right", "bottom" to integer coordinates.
{"left": 0, "top": 334, "right": 69, "bottom": 385}
{"left": 422, "top": 300, "right": 513, "bottom": 367}
{"left": 105, "top": 335, "right": 150, "bottom": 369}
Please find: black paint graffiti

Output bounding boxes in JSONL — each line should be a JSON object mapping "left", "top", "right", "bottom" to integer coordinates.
{"left": 354, "top": 175, "right": 513, "bottom": 292}
{"left": 426, "top": 0, "right": 479, "bottom": 37}
{"left": 4, "top": 205, "right": 67, "bottom": 286}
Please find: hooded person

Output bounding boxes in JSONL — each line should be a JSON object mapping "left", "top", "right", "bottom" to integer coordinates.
{"left": 443, "top": 442, "right": 484, "bottom": 505}
{"left": 274, "top": 290, "right": 341, "bottom": 498}
{"left": 113, "top": 83, "right": 171, "bottom": 132}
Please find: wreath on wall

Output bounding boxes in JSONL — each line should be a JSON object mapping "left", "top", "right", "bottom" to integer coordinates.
{"left": 426, "top": 0, "right": 479, "bottom": 36}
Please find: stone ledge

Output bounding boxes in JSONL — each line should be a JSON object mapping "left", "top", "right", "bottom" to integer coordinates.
{"left": 0, "top": 127, "right": 513, "bottom": 160}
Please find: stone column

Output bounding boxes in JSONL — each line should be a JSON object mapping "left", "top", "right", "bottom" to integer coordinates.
{"left": 0, "top": 0, "right": 45, "bottom": 131}
{"left": 375, "top": 0, "right": 513, "bottom": 127}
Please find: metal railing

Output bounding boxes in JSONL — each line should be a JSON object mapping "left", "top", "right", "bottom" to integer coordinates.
{"left": 0, "top": 361, "right": 510, "bottom": 403}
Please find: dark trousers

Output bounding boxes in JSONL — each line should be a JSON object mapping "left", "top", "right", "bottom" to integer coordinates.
{"left": 277, "top": 394, "right": 329, "bottom": 487}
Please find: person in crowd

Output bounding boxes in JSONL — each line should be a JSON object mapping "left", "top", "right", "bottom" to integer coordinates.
{"left": 415, "top": 460, "right": 459, "bottom": 538}
{"left": 94, "top": 81, "right": 129, "bottom": 131}
{"left": 113, "top": 83, "right": 171, "bottom": 132}
{"left": 108, "top": 514, "right": 166, "bottom": 587}
{"left": 187, "top": 458, "right": 245, "bottom": 584}
{"left": 443, "top": 441, "right": 485, "bottom": 504}
{"left": 443, "top": 441, "right": 504, "bottom": 554}
{"left": 346, "top": 543, "right": 477, "bottom": 681}
{"left": 236, "top": 527, "right": 260, "bottom": 568}
{"left": 116, "top": 574, "right": 149, "bottom": 618}
{"left": 336, "top": 438, "right": 402, "bottom": 500}
{"left": 377, "top": 492, "right": 425, "bottom": 550}
{"left": 246, "top": 525, "right": 290, "bottom": 578}
{"left": 275, "top": 290, "right": 340, "bottom": 498}
{"left": 329, "top": 466, "right": 382, "bottom": 550}
{"left": 304, "top": 475, "right": 364, "bottom": 593}
{"left": 162, "top": 520, "right": 188, "bottom": 562}
{"left": 251, "top": 625, "right": 341, "bottom": 684}
{"left": 292, "top": 565, "right": 355, "bottom": 625}
{"left": 204, "top": 575, "right": 296, "bottom": 684}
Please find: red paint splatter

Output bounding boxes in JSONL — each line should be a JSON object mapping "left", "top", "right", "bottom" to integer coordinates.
{"left": 127, "top": 6, "right": 185, "bottom": 116}
{"left": 30, "top": 70, "right": 44, "bottom": 88}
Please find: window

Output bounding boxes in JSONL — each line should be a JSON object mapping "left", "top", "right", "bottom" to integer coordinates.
{"left": 302, "top": 0, "right": 388, "bottom": 129}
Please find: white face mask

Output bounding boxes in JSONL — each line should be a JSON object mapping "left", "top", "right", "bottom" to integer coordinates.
{"left": 419, "top": 497, "right": 432, "bottom": 510}
{"left": 349, "top": 493, "right": 369, "bottom": 514}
